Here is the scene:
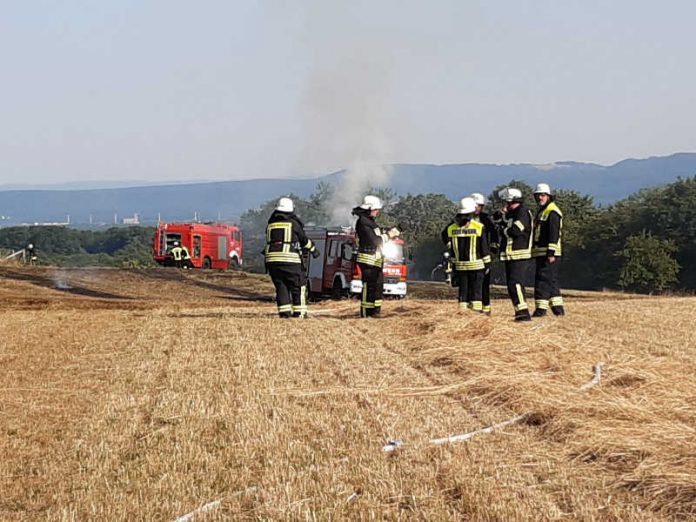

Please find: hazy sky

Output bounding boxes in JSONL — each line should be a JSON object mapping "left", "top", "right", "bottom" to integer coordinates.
{"left": 2, "top": 0, "right": 695, "bottom": 184}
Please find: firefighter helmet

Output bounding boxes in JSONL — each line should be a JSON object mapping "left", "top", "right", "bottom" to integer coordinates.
{"left": 173, "top": 241, "right": 180, "bottom": 247}
{"left": 470, "top": 193, "right": 486, "bottom": 206}
{"left": 458, "top": 197, "right": 477, "bottom": 215}
{"left": 534, "top": 183, "right": 552, "bottom": 195}
{"left": 498, "top": 187, "right": 523, "bottom": 202}
{"left": 360, "top": 195, "right": 383, "bottom": 210}
{"left": 276, "top": 197, "right": 294, "bottom": 213}
{"left": 27, "top": 243, "right": 34, "bottom": 249}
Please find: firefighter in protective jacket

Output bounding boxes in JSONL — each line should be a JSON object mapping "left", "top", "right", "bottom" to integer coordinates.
{"left": 532, "top": 183, "right": 565, "bottom": 316}
{"left": 265, "top": 197, "right": 319, "bottom": 318}
{"left": 496, "top": 187, "right": 534, "bottom": 321}
{"left": 352, "top": 195, "right": 399, "bottom": 318}
{"left": 442, "top": 197, "right": 491, "bottom": 312}
{"left": 170, "top": 241, "right": 184, "bottom": 268}
{"left": 471, "top": 192, "right": 498, "bottom": 314}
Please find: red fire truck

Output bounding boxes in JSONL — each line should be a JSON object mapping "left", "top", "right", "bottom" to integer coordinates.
{"left": 304, "top": 227, "right": 408, "bottom": 298}
{"left": 153, "top": 222, "right": 243, "bottom": 269}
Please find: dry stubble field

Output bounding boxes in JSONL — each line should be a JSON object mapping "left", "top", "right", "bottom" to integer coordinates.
{"left": 0, "top": 266, "right": 694, "bottom": 521}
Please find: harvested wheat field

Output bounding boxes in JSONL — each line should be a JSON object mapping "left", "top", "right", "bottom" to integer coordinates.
{"left": 1, "top": 267, "right": 694, "bottom": 521}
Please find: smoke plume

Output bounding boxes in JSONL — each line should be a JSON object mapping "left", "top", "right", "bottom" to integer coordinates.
{"left": 295, "top": 1, "right": 397, "bottom": 225}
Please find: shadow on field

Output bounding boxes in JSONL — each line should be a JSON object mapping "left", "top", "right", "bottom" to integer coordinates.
{"left": 0, "top": 268, "right": 130, "bottom": 300}
{"left": 136, "top": 269, "right": 274, "bottom": 303}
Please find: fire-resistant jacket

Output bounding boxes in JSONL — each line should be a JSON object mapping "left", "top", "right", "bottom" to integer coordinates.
{"left": 475, "top": 212, "right": 499, "bottom": 256}
{"left": 533, "top": 200, "right": 563, "bottom": 257}
{"left": 352, "top": 207, "right": 390, "bottom": 268}
{"left": 498, "top": 204, "right": 533, "bottom": 261}
{"left": 442, "top": 215, "right": 491, "bottom": 270}
{"left": 264, "top": 211, "right": 317, "bottom": 264}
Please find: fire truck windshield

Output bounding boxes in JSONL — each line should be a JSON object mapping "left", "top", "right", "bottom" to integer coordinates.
{"left": 382, "top": 241, "right": 404, "bottom": 262}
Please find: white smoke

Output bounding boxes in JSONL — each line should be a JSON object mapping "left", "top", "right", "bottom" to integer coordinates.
{"left": 331, "top": 161, "right": 392, "bottom": 225}
{"left": 292, "top": 1, "right": 397, "bottom": 225}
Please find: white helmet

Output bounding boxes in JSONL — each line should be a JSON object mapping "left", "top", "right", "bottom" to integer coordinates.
{"left": 276, "top": 197, "right": 294, "bottom": 213}
{"left": 359, "top": 195, "right": 383, "bottom": 210}
{"left": 498, "top": 187, "right": 523, "bottom": 202}
{"left": 27, "top": 243, "right": 34, "bottom": 249}
{"left": 470, "top": 192, "right": 486, "bottom": 206}
{"left": 173, "top": 241, "right": 180, "bottom": 247}
{"left": 534, "top": 183, "right": 552, "bottom": 195}
{"left": 458, "top": 197, "right": 477, "bottom": 214}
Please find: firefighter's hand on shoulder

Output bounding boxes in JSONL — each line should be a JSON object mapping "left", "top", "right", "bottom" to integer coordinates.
{"left": 311, "top": 248, "right": 320, "bottom": 259}
{"left": 387, "top": 227, "right": 400, "bottom": 239}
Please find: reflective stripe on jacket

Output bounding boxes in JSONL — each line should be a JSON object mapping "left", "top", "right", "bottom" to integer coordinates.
{"left": 533, "top": 201, "right": 563, "bottom": 257}
{"left": 444, "top": 217, "right": 491, "bottom": 271}
{"left": 354, "top": 209, "right": 388, "bottom": 268}
{"left": 499, "top": 205, "right": 533, "bottom": 261}
{"left": 264, "top": 211, "right": 316, "bottom": 264}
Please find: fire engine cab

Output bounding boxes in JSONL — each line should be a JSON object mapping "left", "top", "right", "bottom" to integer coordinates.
{"left": 304, "top": 227, "right": 356, "bottom": 298}
{"left": 153, "top": 222, "right": 243, "bottom": 269}
{"left": 304, "top": 227, "right": 408, "bottom": 299}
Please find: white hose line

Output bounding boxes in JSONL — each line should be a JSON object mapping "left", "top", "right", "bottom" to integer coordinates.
{"left": 173, "top": 500, "right": 221, "bottom": 522}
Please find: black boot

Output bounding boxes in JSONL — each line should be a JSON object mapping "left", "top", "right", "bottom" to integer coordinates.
{"left": 514, "top": 309, "right": 532, "bottom": 322}
{"left": 552, "top": 306, "right": 565, "bottom": 316}
{"left": 532, "top": 309, "right": 547, "bottom": 318}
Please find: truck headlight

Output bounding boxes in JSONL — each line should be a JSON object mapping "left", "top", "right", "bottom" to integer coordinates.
{"left": 382, "top": 242, "right": 399, "bottom": 260}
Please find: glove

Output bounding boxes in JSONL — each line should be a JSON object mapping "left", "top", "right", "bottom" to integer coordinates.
{"left": 311, "top": 249, "right": 320, "bottom": 259}
{"left": 387, "top": 227, "right": 400, "bottom": 239}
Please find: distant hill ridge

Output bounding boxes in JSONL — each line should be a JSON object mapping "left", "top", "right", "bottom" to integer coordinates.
{"left": 0, "top": 153, "right": 694, "bottom": 225}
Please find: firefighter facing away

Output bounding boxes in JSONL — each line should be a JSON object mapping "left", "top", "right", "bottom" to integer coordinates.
{"left": 352, "top": 195, "right": 400, "bottom": 318}
{"left": 170, "top": 241, "right": 184, "bottom": 268}
{"left": 442, "top": 197, "right": 491, "bottom": 312}
{"left": 265, "top": 197, "right": 319, "bottom": 318}
{"left": 496, "top": 187, "right": 534, "bottom": 321}
{"left": 471, "top": 192, "right": 499, "bottom": 314}
{"left": 532, "top": 183, "right": 565, "bottom": 316}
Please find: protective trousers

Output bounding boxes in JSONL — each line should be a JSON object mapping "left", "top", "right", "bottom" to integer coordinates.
{"left": 359, "top": 263, "right": 383, "bottom": 318}
{"left": 268, "top": 264, "right": 308, "bottom": 318}
{"left": 482, "top": 265, "right": 491, "bottom": 313}
{"left": 535, "top": 257, "right": 564, "bottom": 313}
{"left": 455, "top": 270, "right": 484, "bottom": 312}
{"left": 505, "top": 259, "right": 530, "bottom": 316}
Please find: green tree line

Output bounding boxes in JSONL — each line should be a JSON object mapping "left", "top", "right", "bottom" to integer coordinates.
{"left": 1, "top": 176, "right": 692, "bottom": 293}
{"left": 241, "top": 176, "right": 695, "bottom": 293}
{"left": 0, "top": 226, "right": 156, "bottom": 268}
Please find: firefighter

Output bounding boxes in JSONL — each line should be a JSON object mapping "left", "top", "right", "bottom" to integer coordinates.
{"left": 442, "top": 197, "right": 490, "bottom": 312}
{"left": 181, "top": 244, "right": 193, "bottom": 270}
{"left": 532, "top": 183, "right": 565, "bottom": 316}
{"left": 170, "top": 241, "right": 184, "bottom": 268}
{"left": 265, "top": 197, "right": 319, "bottom": 318}
{"left": 25, "top": 243, "right": 37, "bottom": 265}
{"left": 352, "top": 195, "right": 399, "bottom": 318}
{"left": 471, "top": 192, "right": 498, "bottom": 314}
{"left": 496, "top": 187, "right": 533, "bottom": 321}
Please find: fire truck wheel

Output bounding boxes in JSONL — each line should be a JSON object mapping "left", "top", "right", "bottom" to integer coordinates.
{"left": 202, "top": 257, "right": 212, "bottom": 269}
{"left": 331, "top": 278, "right": 346, "bottom": 300}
